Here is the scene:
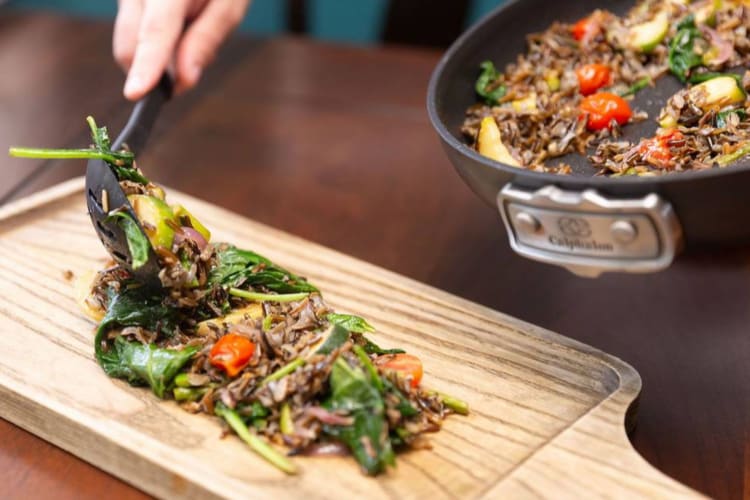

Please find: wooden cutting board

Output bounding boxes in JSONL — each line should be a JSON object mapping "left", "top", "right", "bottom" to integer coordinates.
{"left": 0, "top": 178, "right": 699, "bottom": 499}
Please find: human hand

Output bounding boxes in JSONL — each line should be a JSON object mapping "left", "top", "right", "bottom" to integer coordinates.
{"left": 113, "top": 0, "right": 251, "bottom": 100}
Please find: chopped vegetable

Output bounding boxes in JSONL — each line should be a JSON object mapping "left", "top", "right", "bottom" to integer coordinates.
{"left": 638, "top": 129, "right": 685, "bottom": 169}
{"left": 99, "top": 336, "right": 197, "bottom": 398}
{"left": 626, "top": 11, "right": 669, "bottom": 53}
{"left": 701, "top": 27, "right": 733, "bottom": 66}
{"left": 579, "top": 92, "right": 633, "bottom": 131}
{"left": 575, "top": 64, "right": 611, "bottom": 95}
{"left": 215, "top": 403, "right": 297, "bottom": 474}
{"left": 105, "top": 211, "right": 150, "bottom": 269}
{"left": 716, "top": 142, "right": 750, "bottom": 167}
{"left": 688, "top": 75, "right": 745, "bottom": 110}
{"left": 353, "top": 345, "right": 384, "bottom": 392}
{"left": 431, "top": 391, "right": 470, "bottom": 415}
{"left": 127, "top": 194, "right": 177, "bottom": 249}
{"left": 475, "top": 61, "right": 506, "bottom": 105}
{"left": 7, "top": 147, "right": 135, "bottom": 169}
{"left": 571, "top": 15, "right": 600, "bottom": 43}
{"left": 174, "top": 226, "right": 208, "bottom": 251}
{"left": 693, "top": 0, "right": 721, "bottom": 26}
{"left": 619, "top": 76, "right": 651, "bottom": 97}
{"left": 357, "top": 334, "right": 405, "bottom": 355}
{"left": 374, "top": 353, "right": 423, "bottom": 388}
{"left": 280, "top": 403, "right": 294, "bottom": 436}
{"left": 326, "top": 313, "right": 374, "bottom": 333}
{"left": 210, "top": 333, "right": 256, "bottom": 377}
{"left": 94, "top": 286, "right": 180, "bottom": 360}
{"left": 209, "top": 245, "right": 318, "bottom": 293}
{"left": 511, "top": 92, "right": 538, "bottom": 112}
{"left": 195, "top": 304, "right": 263, "bottom": 336}
{"left": 668, "top": 15, "right": 705, "bottom": 82}
{"left": 228, "top": 288, "right": 310, "bottom": 303}
{"left": 261, "top": 358, "right": 305, "bottom": 385}
{"left": 323, "top": 357, "right": 394, "bottom": 475}
{"left": 310, "top": 324, "right": 351, "bottom": 355}
{"left": 715, "top": 109, "right": 747, "bottom": 128}
{"left": 173, "top": 387, "right": 207, "bottom": 402}
{"left": 174, "top": 372, "right": 209, "bottom": 388}
{"left": 477, "top": 116, "right": 521, "bottom": 166}
{"left": 172, "top": 204, "right": 211, "bottom": 242}
{"left": 8, "top": 116, "right": 148, "bottom": 184}
{"left": 544, "top": 70, "right": 561, "bottom": 92}
{"left": 688, "top": 71, "right": 742, "bottom": 84}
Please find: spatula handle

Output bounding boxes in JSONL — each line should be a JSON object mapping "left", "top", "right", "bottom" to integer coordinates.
{"left": 112, "top": 73, "right": 173, "bottom": 153}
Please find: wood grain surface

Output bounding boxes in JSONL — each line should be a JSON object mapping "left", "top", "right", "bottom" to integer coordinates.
{"left": 1, "top": 11, "right": 745, "bottom": 500}
{"left": 0, "top": 179, "right": 700, "bottom": 499}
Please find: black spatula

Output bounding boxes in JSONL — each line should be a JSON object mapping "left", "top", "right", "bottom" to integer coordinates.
{"left": 85, "top": 74, "right": 172, "bottom": 287}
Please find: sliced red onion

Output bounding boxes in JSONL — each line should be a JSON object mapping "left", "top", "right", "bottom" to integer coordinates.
{"left": 701, "top": 27, "right": 733, "bottom": 66}
{"left": 174, "top": 226, "right": 208, "bottom": 251}
{"left": 305, "top": 406, "right": 354, "bottom": 426}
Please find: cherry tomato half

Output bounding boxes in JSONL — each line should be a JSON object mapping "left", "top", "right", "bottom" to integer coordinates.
{"left": 571, "top": 16, "right": 600, "bottom": 43}
{"left": 576, "top": 64, "right": 611, "bottom": 96}
{"left": 210, "top": 333, "right": 256, "bottom": 377}
{"left": 638, "top": 129, "right": 685, "bottom": 169}
{"left": 374, "top": 353, "right": 423, "bottom": 388}
{"left": 579, "top": 92, "right": 633, "bottom": 131}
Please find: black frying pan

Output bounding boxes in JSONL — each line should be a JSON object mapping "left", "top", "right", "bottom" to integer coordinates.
{"left": 427, "top": 0, "right": 750, "bottom": 275}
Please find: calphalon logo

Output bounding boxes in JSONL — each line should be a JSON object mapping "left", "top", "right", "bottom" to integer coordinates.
{"left": 557, "top": 217, "right": 592, "bottom": 237}
{"left": 549, "top": 216, "right": 614, "bottom": 252}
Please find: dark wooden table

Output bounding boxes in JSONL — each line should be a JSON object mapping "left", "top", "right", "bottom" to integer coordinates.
{"left": 0, "top": 11, "right": 745, "bottom": 500}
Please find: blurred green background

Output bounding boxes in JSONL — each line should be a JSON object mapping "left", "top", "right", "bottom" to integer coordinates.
{"left": 5, "top": 0, "right": 508, "bottom": 45}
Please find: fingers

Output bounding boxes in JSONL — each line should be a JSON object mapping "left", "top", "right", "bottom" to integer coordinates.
{"left": 174, "top": 0, "right": 249, "bottom": 94}
{"left": 113, "top": 0, "right": 143, "bottom": 71}
{"left": 123, "top": 0, "right": 191, "bottom": 101}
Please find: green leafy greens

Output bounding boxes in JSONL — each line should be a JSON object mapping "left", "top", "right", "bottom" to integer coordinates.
{"left": 94, "top": 286, "right": 188, "bottom": 396}
{"left": 668, "top": 16, "right": 705, "bottom": 82}
{"left": 475, "top": 61, "right": 507, "bottom": 105}
{"left": 619, "top": 76, "right": 651, "bottom": 97}
{"left": 209, "top": 245, "right": 318, "bottom": 293}
{"left": 106, "top": 211, "right": 150, "bottom": 270}
{"left": 100, "top": 336, "right": 197, "bottom": 398}
{"left": 358, "top": 336, "right": 405, "bottom": 355}
{"left": 215, "top": 403, "right": 297, "bottom": 474}
{"left": 326, "top": 313, "right": 405, "bottom": 354}
{"left": 326, "top": 313, "right": 405, "bottom": 355}
{"left": 314, "top": 324, "right": 351, "bottom": 355}
{"left": 716, "top": 109, "right": 747, "bottom": 128}
{"left": 7, "top": 116, "right": 148, "bottom": 185}
{"left": 326, "top": 313, "right": 374, "bottom": 333}
{"left": 323, "top": 357, "right": 395, "bottom": 475}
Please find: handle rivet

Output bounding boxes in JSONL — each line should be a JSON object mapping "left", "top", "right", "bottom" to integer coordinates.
{"left": 611, "top": 220, "right": 638, "bottom": 244}
{"left": 514, "top": 212, "right": 542, "bottom": 234}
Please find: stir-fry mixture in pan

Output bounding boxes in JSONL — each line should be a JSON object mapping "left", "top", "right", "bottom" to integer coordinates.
{"left": 463, "top": 0, "right": 750, "bottom": 175}
{"left": 8, "top": 119, "right": 468, "bottom": 475}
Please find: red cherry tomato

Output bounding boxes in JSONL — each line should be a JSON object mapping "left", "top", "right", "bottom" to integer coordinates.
{"left": 576, "top": 64, "right": 611, "bottom": 95}
{"left": 579, "top": 92, "right": 633, "bottom": 131}
{"left": 571, "top": 16, "right": 600, "bottom": 43}
{"left": 638, "top": 129, "right": 685, "bottom": 169}
{"left": 374, "top": 353, "right": 423, "bottom": 388}
{"left": 210, "top": 333, "right": 256, "bottom": 377}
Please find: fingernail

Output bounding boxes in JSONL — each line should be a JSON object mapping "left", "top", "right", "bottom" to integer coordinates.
{"left": 186, "top": 62, "right": 202, "bottom": 84}
{"left": 123, "top": 74, "right": 142, "bottom": 98}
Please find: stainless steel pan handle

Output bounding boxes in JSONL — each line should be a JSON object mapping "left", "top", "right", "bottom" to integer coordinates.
{"left": 497, "top": 184, "right": 684, "bottom": 277}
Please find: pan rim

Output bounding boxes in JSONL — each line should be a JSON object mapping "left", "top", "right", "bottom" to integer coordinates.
{"left": 426, "top": 0, "right": 750, "bottom": 189}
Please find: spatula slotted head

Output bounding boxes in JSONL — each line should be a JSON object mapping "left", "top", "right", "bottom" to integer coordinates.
{"left": 85, "top": 158, "right": 162, "bottom": 287}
